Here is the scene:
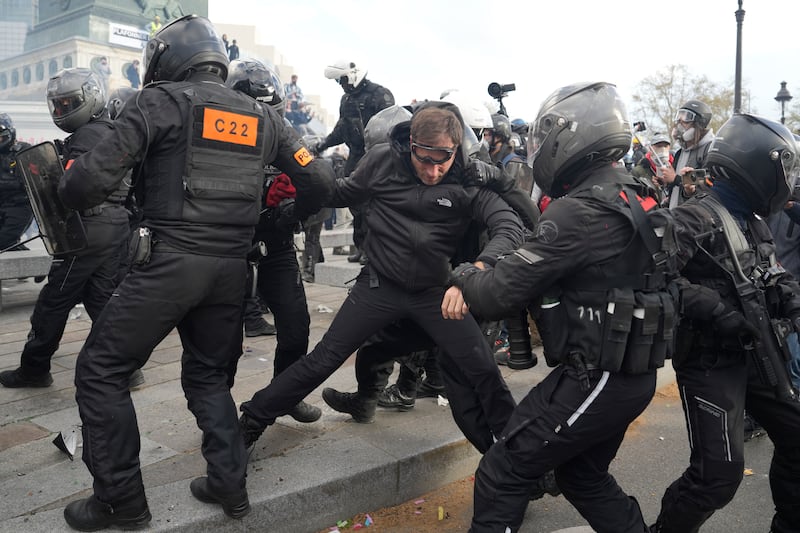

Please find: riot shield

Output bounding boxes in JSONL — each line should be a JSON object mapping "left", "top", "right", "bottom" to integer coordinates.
{"left": 15, "top": 142, "right": 87, "bottom": 255}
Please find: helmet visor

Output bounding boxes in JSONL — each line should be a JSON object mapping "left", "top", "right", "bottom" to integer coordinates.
{"left": 675, "top": 108, "right": 698, "bottom": 124}
{"left": 780, "top": 148, "right": 800, "bottom": 189}
{"left": 141, "top": 38, "right": 167, "bottom": 84}
{"left": 526, "top": 115, "right": 556, "bottom": 168}
{"left": 48, "top": 93, "right": 84, "bottom": 118}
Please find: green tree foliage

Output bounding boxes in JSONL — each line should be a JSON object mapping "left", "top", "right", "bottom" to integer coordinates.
{"left": 630, "top": 64, "right": 736, "bottom": 137}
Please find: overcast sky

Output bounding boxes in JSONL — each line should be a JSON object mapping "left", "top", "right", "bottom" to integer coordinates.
{"left": 209, "top": 0, "right": 800, "bottom": 126}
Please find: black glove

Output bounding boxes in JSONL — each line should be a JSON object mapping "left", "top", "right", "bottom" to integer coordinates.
{"left": 465, "top": 159, "right": 502, "bottom": 186}
{"left": 711, "top": 302, "right": 761, "bottom": 340}
{"left": 449, "top": 261, "right": 481, "bottom": 288}
{"left": 310, "top": 141, "right": 327, "bottom": 156}
{"left": 274, "top": 198, "right": 299, "bottom": 233}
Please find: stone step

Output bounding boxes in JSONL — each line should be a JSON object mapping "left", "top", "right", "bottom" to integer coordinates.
{"left": 312, "top": 260, "right": 363, "bottom": 288}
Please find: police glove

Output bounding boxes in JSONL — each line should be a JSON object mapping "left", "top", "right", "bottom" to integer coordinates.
{"left": 310, "top": 141, "right": 326, "bottom": 156}
{"left": 449, "top": 261, "right": 482, "bottom": 288}
{"left": 274, "top": 198, "right": 300, "bottom": 233}
{"left": 465, "top": 159, "right": 503, "bottom": 186}
{"left": 711, "top": 302, "right": 760, "bottom": 340}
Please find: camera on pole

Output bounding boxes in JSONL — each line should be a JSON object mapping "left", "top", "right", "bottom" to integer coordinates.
{"left": 487, "top": 82, "right": 516, "bottom": 117}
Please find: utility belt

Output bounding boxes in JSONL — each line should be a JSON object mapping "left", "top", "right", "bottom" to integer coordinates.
{"left": 80, "top": 201, "right": 125, "bottom": 217}
{"left": 537, "top": 286, "right": 675, "bottom": 375}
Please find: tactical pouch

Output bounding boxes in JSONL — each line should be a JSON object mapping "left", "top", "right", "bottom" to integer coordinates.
{"left": 536, "top": 294, "right": 568, "bottom": 367}
{"left": 128, "top": 227, "right": 152, "bottom": 265}
{"left": 657, "top": 292, "right": 676, "bottom": 364}
{"left": 599, "top": 287, "right": 635, "bottom": 373}
{"left": 622, "top": 291, "right": 661, "bottom": 374}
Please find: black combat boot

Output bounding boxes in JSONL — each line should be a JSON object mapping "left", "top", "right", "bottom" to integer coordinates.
{"left": 63, "top": 493, "right": 151, "bottom": 531}
{"left": 286, "top": 401, "right": 322, "bottom": 423}
{"left": 190, "top": 476, "right": 250, "bottom": 519}
{"left": 0, "top": 367, "right": 53, "bottom": 388}
{"left": 322, "top": 388, "right": 377, "bottom": 423}
{"left": 528, "top": 470, "right": 561, "bottom": 500}
{"left": 377, "top": 384, "right": 416, "bottom": 411}
{"left": 347, "top": 247, "right": 362, "bottom": 263}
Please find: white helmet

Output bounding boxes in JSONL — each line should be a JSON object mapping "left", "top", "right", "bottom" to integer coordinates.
{"left": 324, "top": 60, "right": 367, "bottom": 92}
{"left": 440, "top": 90, "right": 492, "bottom": 133}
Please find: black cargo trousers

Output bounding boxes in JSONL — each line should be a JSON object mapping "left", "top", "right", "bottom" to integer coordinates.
{"left": 655, "top": 347, "right": 800, "bottom": 533}
{"left": 19, "top": 207, "right": 129, "bottom": 378}
{"left": 470, "top": 365, "right": 656, "bottom": 533}
{"left": 75, "top": 246, "right": 248, "bottom": 503}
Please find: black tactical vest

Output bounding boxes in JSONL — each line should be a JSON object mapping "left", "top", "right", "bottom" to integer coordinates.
{"left": 537, "top": 178, "right": 674, "bottom": 374}
{"left": 142, "top": 81, "right": 266, "bottom": 227}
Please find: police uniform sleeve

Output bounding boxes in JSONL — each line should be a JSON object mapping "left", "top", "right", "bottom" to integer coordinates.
{"left": 58, "top": 91, "right": 165, "bottom": 209}
{"left": 456, "top": 197, "right": 600, "bottom": 319}
{"left": 373, "top": 85, "right": 395, "bottom": 113}
{"left": 267, "top": 106, "right": 334, "bottom": 221}
{"left": 470, "top": 187, "right": 523, "bottom": 267}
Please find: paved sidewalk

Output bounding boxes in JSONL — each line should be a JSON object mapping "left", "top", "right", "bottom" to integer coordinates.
{"left": 0, "top": 250, "right": 778, "bottom": 532}
{"left": 0, "top": 253, "right": 505, "bottom": 532}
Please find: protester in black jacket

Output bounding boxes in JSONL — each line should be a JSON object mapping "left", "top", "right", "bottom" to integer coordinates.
{"left": 239, "top": 102, "right": 523, "bottom": 453}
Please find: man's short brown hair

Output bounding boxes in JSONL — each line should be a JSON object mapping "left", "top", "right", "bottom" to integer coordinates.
{"left": 411, "top": 107, "right": 462, "bottom": 147}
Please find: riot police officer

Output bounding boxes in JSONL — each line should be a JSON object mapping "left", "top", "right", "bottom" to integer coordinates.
{"left": 0, "top": 69, "right": 132, "bottom": 390}
{"left": 55, "top": 16, "right": 333, "bottom": 530}
{"left": 0, "top": 113, "right": 33, "bottom": 251}
{"left": 225, "top": 57, "right": 323, "bottom": 423}
{"left": 650, "top": 114, "right": 800, "bottom": 533}
{"left": 453, "top": 82, "right": 675, "bottom": 533}
{"left": 316, "top": 59, "right": 395, "bottom": 263}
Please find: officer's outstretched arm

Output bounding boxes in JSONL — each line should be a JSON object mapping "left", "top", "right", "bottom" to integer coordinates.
{"left": 270, "top": 113, "right": 334, "bottom": 222}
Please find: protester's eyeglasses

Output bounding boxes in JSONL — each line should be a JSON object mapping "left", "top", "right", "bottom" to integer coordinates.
{"left": 411, "top": 142, "right": 456, "bottom": 165}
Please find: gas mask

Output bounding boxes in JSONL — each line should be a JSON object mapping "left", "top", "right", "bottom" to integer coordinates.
{"left": 672, "top": 124, "right": 696, "bottom": 148}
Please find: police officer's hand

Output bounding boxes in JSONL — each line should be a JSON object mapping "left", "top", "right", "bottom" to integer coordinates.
{"left": 274, "top": 198, "right": 299, "bottom": 232}
{"left": 310, "top": 141, "right": 326, "bottom": 156}
{"left": 712, "top": 302, "right": 760, "bottom": 339}
{"left": 449, "top": 261, "right": 481, "bottom": 288}
{"left": 442, "top": 285, "right": 469, "bottom": 320}
{"left": 465, "top": 159, "right": 502, "bottom": 186}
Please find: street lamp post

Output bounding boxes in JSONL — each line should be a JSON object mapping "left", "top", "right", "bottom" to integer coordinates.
{"left": 775, "top": 81, "right": 793, "bottom": 125}
{"left": 734, "top": 0, "right": 745, "bottom": 113}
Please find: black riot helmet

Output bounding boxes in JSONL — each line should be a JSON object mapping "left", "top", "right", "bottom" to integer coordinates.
{"left": 364, "top": 104, "right": 412, "bottom": 150}
{"left": 489, "top": 113, "right": 513, "bottom": 144}
{"left": 527, "top": 81, "right": 632, "bottom": 198}
{"left": 106, "top": 86, "right": 137, "bottom": 120}
{"left": 226, "top": 58, "right": 285, "bottom": 117}
{"left": 675, "top": 99, "right": 712, "bottom": 129}
{"left": 47, "top": 68, "right": 106, "bottom": 133}
{"left": 142, "top": 14, "right": 228, "bottom": 85}
{"left": 0, "top": 113, "right": 15, "bottom": 151}
{"left": 706, "top": 113, "right": 799, "bottom": 216}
